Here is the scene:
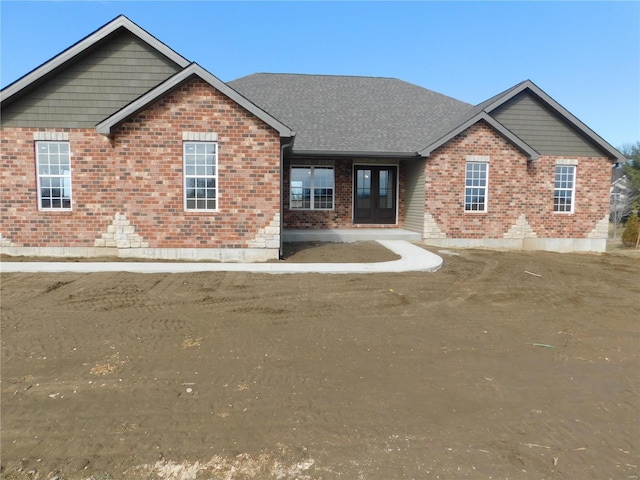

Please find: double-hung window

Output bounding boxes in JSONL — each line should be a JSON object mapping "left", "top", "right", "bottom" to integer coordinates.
{"left": 554, "top": 164, "right": 576, "bottom": 213}
{"left": 36, "top": 141, "right": 72, "bottom": 210}
{"left": 184, "top": 141, "right": 217, "bottom": 211}
{"left": 464, "top": 158, "right": 489, "bottom": 212}
{"left": 290, "top": 166, "right": 334, "bottom": 210}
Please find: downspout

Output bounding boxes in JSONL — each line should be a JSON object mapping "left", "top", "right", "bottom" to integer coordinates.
{"left": 279, "top": 137, "right": 295, "bottom": 259}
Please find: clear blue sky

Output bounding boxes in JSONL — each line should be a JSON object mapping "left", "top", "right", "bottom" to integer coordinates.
{"left": 1, "top": 1, "right": 639, "bottom": 149}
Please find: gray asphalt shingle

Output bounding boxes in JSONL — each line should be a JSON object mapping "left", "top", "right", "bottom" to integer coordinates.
{"left": 228, "top": 73, "right": 475, "bottom": 155}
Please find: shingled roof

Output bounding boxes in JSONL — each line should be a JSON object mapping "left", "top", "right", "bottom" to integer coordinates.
{"left": 228, "top": 73, "right": 475, "bottom": 156}
{"left": 2, "top": 14, "right": 622, "bottom": 162}
{"left": 229, "top": 74, "right": 624, "bottom": 161}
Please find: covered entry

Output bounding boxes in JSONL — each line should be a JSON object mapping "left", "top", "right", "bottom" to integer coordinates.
{"left": 353, "top": 165, "right": 397, "bottom": 224}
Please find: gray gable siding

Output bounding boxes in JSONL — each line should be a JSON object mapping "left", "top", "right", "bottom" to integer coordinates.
{"left": 1, "top": 30, "right": 182, "bottom": 128}
{"left": 490, "top": 91, "right": 603, "bottom": 157}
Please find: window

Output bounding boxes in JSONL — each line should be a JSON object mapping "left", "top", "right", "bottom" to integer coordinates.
{"left": 290, "top": 166, "right": 334, "bottom": 210}
{"left": 465, "top": 161, "right": 488, "bottom": 212}
{"left": 184, "top": 142, "right": 217, "bottom": 211}
{"left": 36, "top": 141, "right": 72, "bottom": 210}
{"left": 554, "top": 165, "right": 576, "bottom": 213}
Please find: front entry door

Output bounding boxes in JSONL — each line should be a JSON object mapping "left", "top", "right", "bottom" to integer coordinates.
{"left": 354, "top": 166, "right": 397, "bottom": 224}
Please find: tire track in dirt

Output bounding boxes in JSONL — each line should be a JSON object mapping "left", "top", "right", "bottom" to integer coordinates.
{"left": 1, "top": 250, "right": 638, "bottom": 479}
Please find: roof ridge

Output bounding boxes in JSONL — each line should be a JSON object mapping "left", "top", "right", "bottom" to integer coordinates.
{"left": 239, "top": 72, "right": 401, "bottom": 81}
{"left": 230, "top": 73, "right": 475, "bottom": 109}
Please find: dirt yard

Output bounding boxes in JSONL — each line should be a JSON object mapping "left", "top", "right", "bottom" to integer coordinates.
{"left": 1, "top": 244, "right": 638, "bottom": 479}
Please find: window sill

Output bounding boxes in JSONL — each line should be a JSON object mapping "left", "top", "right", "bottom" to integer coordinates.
{"left": 290, "top": 208, "right": 335, "bottom": 212}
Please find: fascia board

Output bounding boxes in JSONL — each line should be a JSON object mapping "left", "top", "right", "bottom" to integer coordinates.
{"left": 482, "top": 114, "right": 540, "bottom": 160}
{"left": 112, "top": 16, "right": 190, "bottom": 67}
{"left": 96, "top": 66, "right": 191, "bottom": 134}
{"left": 482, "top": 80, "right": 625, "bottom": 161}
{"left": 96, "top": 63, "right": 294, "bottom": 138}
{"left": 1, "top": 15, "right": 190, "bottom": 104}
{"left": 418, "top": 112, "right": 540, "bottom": 160}
{"left": 196, "top": 66, "right": 294, "bottom": 138}
{"left": 292, "top": 150, "right": 420, "bottom": 158}
{"left": 478, "top": 80, "right": 533, "bottom": 113}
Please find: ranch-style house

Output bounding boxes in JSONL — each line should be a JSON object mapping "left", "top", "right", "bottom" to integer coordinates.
{"left": 0, "top": 15, "right": 625, "bottom": 261}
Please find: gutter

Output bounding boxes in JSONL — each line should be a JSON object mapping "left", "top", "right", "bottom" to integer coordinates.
{"left": 293, "top": 150, "right": 420, "bottom": 159}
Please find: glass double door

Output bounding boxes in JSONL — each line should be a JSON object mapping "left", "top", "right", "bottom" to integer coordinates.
{"left": 354, "top": 166, "right": 397, "bottom": 224}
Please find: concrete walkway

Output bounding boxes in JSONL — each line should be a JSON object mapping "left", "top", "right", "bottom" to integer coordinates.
{"left": 0, "top": 240, "right": 443, "bottom": 274}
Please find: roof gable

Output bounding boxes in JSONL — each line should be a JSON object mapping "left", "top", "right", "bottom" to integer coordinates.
{"left": 230, "top": 74, "right": 620, "bottom": 161}
{"left": 1, "top": 29, "right": 185, "bottom": 128}
{"left": 1, "top": 15, "right": 190, "bottom": 107}
{"left": 483, "top": 80, "right": 624, "bottom": 161}
{"left": 418, "top": 80, "right": 624, "bottom": 161}
{"left": 96, "top": 63, "right": 294, "bottom": 138}
{"left": 1, "top": 14, "right": 622, "bottom": 161}
{"left": 418, "top": 112, "right": 540, "bottom": 160}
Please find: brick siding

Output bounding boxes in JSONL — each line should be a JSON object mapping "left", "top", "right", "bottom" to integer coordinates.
{"left": 0, "top": 78, "right": 281, "bottom": 249}
{"left": 424, "top": 121, "right": 611, "bottom": 239}
{"left": 283, "top": 160, "right": 406, "bottom": 229}
{"left": 281, "top": 121, "right": 610, "bottom": 240}
{"left": 1, "top": 102, "right": 611, "bottom": 251}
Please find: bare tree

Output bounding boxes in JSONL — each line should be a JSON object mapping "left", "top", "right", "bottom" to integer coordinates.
{"left": 610, "top": 176, "right": 634, "bottom": 238}
{"left": 619, "top": 142, "right": 640, "bottom": 204}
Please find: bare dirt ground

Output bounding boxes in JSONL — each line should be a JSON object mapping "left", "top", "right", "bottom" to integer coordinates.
{"left": 1, "top": 244, "right": 639, "bottom": 480}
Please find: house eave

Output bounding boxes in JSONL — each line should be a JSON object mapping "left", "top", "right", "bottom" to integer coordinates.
{"left": 291, "top": 149, "right": 421, "bottom": 159}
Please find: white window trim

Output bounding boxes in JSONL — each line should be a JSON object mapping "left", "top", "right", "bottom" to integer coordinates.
{"left": 290, "top": 165, "right": 335, "bottom": 210}
{"left": 553, "top": 164, "right": 576, "bottom": 214}
{"left": 183, "top": 140, "right": 218, "bottom": 212}
{"left": 35, "top": 140, "right": 72, "bottom": 211}
{"left": 464, "top": 157, "right": 489, "bottom": 213}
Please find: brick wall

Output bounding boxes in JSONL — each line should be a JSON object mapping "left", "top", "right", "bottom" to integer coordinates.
{"left": 0, "top": 78, "right": 282, "bottom": 250}
{"left": 424, "top": 121, "right": 611, "bottom": 240}
{"left": 283, "top": 160, "right": 406, "bottom": 229}
{"left": 283, "top": 161, "right": 351, "bottom": 229}
{"left": 281, "top": 120, "right": 611, "bottom": 241}
{"left": 1, "top": 128, "right": 113, "bottom": 247}
{"left": 2, "top": 101, "right": 611, "bottom": 251}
